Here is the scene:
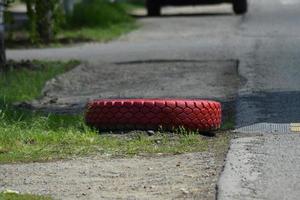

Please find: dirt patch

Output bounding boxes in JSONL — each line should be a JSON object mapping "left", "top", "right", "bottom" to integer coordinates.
{"left": 0, "top": 149, "right": 227, "bottom": 200}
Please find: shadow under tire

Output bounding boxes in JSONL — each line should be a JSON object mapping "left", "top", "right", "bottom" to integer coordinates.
{"left": 233, "top": 0, "right": 248, "bottom": 15}
{"left": 85, "top": 99, "right": 222, "bottom": 131}
{"left": 146, "top": 0, "right": 161, "bottom": 16}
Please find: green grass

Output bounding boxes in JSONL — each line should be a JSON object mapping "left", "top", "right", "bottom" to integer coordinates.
{"left": 68, "top": 0, "right": 133, "bottom": 28}
{"left": 0, "top": 60, "right": 98, "bottom": 163}
{"left": 59, "top": 22, "right": 138, "bottom": 43}
{"left": 60, "top": 0, "right": 138, "bottom": 44}
{"left": 5, "top": 22, "right": 137, "bottom": 49}
{"left": 0, "top": 192, "right": 52, "bottom": 200}
{"left": 1, "top": 60, "right": 79, "bottom": 102}
{"left": 123, "top": 0, "right": 145, "bottom": 8}
{"left": 0, "top": 61, "right": 231, "bottom": 164}
{"left": 86, "top": 131, "right": 229, "bottom": 156}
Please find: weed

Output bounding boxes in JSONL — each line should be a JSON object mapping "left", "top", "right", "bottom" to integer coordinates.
{"left": 0, "top": 192, "right": 52, "bottom": 200}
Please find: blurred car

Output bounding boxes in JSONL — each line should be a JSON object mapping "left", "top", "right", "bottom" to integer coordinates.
{"left": 146, "top": 0, "right": 248, "bottom": 16}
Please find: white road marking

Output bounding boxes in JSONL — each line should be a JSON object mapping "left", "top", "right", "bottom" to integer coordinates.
{"left": 291, "top": 123, "right": 300, "bottom": 132}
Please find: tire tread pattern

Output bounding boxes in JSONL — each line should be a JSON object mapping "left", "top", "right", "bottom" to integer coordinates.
{"left": 85, "top": 99, "right": 222, "bottom": 131}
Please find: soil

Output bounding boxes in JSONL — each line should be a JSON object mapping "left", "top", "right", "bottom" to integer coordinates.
{"left": 0, "top": 151, "right": 226, "bottom": 200}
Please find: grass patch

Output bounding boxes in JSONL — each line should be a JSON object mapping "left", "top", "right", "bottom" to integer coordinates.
{"left": 67, "top": 0, "right": 133, "bottom": 28}
{"left": 0, "top": 192, "right": 52, "bottom": 200}
{"left": 58, "top": 22, "right": 138, "bottom": 43}
{"left": 0, "top": 60, "right": 100, "bottom": 163}
{"left": 0, "top": 61, "right": 231, "bottom": 164}
{"left": 86, "top": 131, "right": 230, "bottom": 156}
{"left": 1, "top": 60, "right": 79, "bottom": 102}
{"left": 6, "top": 22, "right": 138, "bottom": 48}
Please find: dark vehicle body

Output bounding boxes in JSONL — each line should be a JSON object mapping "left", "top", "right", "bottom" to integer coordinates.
{"left": 159, "top": 0, "right": 232, "bottom": 6}
{"left": 146, "top": 0, "right": 248, "bottom": 16}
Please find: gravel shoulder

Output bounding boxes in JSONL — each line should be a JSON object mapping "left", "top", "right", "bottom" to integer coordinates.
{"left": 0, "top": 151, "right": 227, "bottom": 200}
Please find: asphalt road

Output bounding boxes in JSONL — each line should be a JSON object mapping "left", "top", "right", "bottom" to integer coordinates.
{"left": 6, "top": 0, "right": 300, "bottom": 199}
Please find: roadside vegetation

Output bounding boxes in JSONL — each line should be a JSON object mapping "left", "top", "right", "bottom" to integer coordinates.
{"left": 0, "top": 61, "right": 231, "bottom": 164}
{"left": 0, "top": 192, "right": 52, "bottom": 200}
{"left": 5, "top": 0, "right": 138, "bottom": 48}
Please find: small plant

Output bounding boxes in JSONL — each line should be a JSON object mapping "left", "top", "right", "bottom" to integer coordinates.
{"left": 174, "top": 126, "right": 197, "bottom": 135}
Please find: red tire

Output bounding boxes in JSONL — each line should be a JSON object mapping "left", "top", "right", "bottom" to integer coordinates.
{"left": 85, "top": 99, "right": 222, "bottom": 131}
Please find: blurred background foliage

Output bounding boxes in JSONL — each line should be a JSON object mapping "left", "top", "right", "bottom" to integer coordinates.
{"left": 5, "top": 0, "right": 144, "bottom": 45}
{"left": 67, "top": 0, "right": 132, "bottom": 28}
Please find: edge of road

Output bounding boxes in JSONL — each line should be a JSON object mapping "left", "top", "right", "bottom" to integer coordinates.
{"left": 216, "top": 133, "right": 300, "bottom": 200}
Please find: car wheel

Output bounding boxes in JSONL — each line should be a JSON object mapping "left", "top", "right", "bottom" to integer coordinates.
{"left": 146, "top": 0, "right": 161, "bottom": 16}
{"left": 233, "top": 0, "right": 248, "bottom": 15}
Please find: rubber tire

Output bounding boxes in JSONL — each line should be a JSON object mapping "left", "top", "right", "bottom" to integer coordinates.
{"left": 233, "top": 0, "right": 248, "bottom": 15}
{"left": 85, "top": 99, "right": 222, "bottom": 131}
{"left": 146, "top": 0, "right": 161, "bottom": 16}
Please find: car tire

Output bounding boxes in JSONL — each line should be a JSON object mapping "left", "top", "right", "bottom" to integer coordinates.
{"left": 233, "top": 0, "right": 248, "bottom": 15}
{"left": 146, "top": 0, "right": 161, "bottom": 16}
{"left": 85, "top": 99, "right": 222, "bottom": 131}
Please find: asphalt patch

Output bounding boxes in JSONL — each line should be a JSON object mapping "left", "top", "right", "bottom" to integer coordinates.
{"left": 234, "top": 91, "right": 300, "bottom": 133}
{"left": 21, "top": 60, "right": 240, "bottom": 114}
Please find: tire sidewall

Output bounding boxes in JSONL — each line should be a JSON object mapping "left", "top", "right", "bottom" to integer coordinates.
{"left": 233, "top": 0, "right": 248, "bottom": 14}
{"left": 146, "top": 0, "right": 161, "bottom": 16}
